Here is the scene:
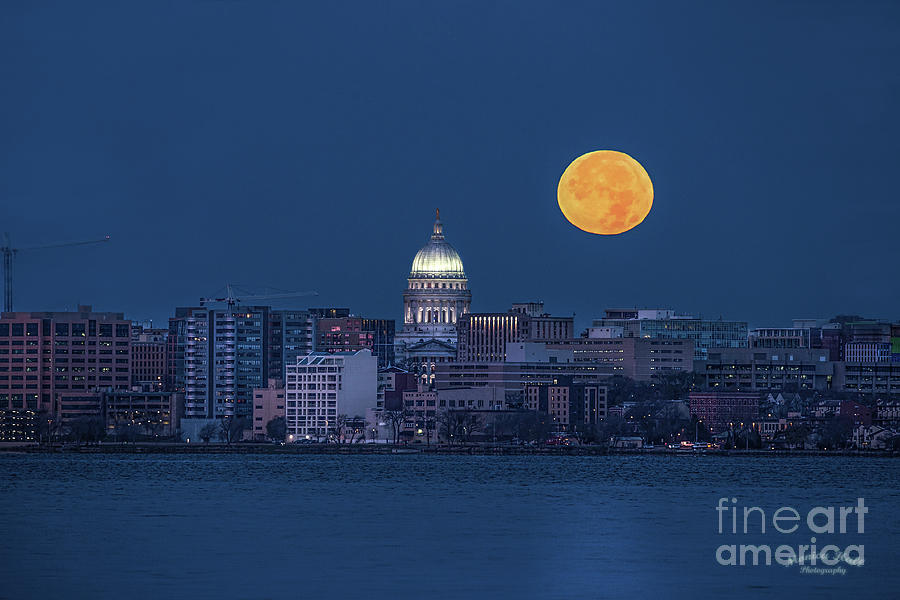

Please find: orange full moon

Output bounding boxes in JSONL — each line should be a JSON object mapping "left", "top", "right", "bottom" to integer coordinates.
{"left": 557, "top": 150, "right": 653, "bottom": 235}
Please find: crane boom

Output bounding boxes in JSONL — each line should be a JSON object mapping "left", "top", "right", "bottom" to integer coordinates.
{"left": 199, "top": 284, "right": 319, "bottom": 307}
{"left": 1, "top": 233, "right": 111, "bottom": 313}
{"left": 16, "top": 235, "right": 111, "bottom": 253}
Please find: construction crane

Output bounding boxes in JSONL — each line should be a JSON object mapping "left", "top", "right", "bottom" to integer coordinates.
{"left": 199, "top": 283, "right": 318, "bottom": 308}
{"left": 1, "top": 233, "right": 111, "bottom": 313}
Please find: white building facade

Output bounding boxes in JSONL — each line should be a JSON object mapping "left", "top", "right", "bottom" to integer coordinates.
{"left": 285, "top": 349, "right": 377, "bottom": 440}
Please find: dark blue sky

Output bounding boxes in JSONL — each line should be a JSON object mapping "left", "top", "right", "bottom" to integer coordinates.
{"left": 2, "top": 1, "right": 898, "bottom": 329}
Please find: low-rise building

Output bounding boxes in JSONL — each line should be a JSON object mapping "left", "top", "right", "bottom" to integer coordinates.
{"left": 688, "top": 391, "right": 760, "bottom": 434}
{"left": 434, "top": 360, "right": 614, "bottom": 408}
{"left": 524, "top": 376, "right": 607, "bottom": 433}
{"left": 698, "top": 348, "right": 832, "bottom": 391}
{"left": 0, "top": 409, "right": 37, "bottom": 442}
{"left": 250, "top": 379, "right": 286, "bottom": 441}
{"left": 102, "top": 389, "right": 180, "bottom": 438}
{"left": 545, "top": 337, "right": 694, "bottom": 381}
{"left": 834, "top": 362, "right": 900, "bottom": 396}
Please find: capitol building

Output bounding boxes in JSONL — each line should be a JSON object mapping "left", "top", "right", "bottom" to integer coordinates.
{"left": 394, "top": 210, "right": 471, "bottom": 383}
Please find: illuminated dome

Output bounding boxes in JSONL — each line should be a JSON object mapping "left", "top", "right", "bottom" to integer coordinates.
{"left": 409, "top": 210, "right": 466, "bottom": 279}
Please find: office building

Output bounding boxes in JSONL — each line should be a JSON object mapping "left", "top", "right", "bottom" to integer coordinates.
{"left": 131, "top": 327, "right": 167, "bottom": 390}
{"left": 524, "top": 376, "right": 607, "bottom": 432}
{"left": 844, "top": 342, "right": 891, "bottom": 363}
{"left": 315, "top": 316, "right": 395, "bottom": 368}
{"left": 0, "top": 306, "right": 132, "bottom": 415}
{"left": 435, "top": 360, "right": 614, "bottom": 408}
{"left": 457, "top": 306, "right": 573, "bottom": 362}
{"left": 592, "top": 308, "right": 748, "bottom": 360}
{"left": 749, "top": 327, "right": 811, "bottom": 349}
{"left": 698, "top": 348, "right": 832, "bottom": 391}
{"left": 545, "top": 337, "right": 694, "bottom": 381}
{"left": 834, "top": 362, "right": 900, "bottom": 396}
{"left": 102, "top": 389, "right": 180, "bottom": 438}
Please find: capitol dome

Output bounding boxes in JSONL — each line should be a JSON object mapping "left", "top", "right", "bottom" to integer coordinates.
{"left": 409, "top": 211, "right": 466, "bottom": 279}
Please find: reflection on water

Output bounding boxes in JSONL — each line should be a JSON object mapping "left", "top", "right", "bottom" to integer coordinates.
{"left": 1, "top": 454, "right": 898, "bottom": 599}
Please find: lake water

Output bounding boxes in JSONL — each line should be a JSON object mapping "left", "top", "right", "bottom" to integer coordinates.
{"left": 1, "top": 454, "right": 898, "bottom": 599}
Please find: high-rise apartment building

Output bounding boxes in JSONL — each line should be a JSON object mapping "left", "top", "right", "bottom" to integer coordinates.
{"left": 268, "top": 310, "right": 315, "bottom": 382}
{"left": 175, "top": 305, "right": 271, "bottom": 419}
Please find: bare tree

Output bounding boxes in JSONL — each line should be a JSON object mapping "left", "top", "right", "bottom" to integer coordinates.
{"left": 266, "top": 416, "right": 287, "bottom": 442}
{"left": 346, "top": 415, "right": 366, "bottom": 444}
{"left": 332, "top": 414, "right": 348, "bottom": 443}
{"left": 436, "top": 410, "right": 483, "bottom": 444}
{"left": 458, "top": 411, "right": 483, "bottom": 443}
{"left": 217, "top": 416, "right": 249, "bottom": 445}
{"left": 199, "top": 422, "right": 217, "bottom": 443}
{"left": 383, "top": 409, "right": 410, "bottom": 445}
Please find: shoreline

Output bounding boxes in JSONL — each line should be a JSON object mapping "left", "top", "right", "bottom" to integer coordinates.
{"left": 1, "top": 442, "right": 897, "bottom": 457}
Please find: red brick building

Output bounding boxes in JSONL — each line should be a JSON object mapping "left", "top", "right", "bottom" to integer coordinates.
{"left": 688, "top": 391, "right": 759, "bottom": 434}
{"left": 0, "top": 306, "right": 132, "bottom": 415}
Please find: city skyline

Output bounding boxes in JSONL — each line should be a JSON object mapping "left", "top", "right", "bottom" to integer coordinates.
{"left": 3, "top": 2, "right": 899, "bottom": 328}
{"left": 1, "top": 208, "right": 897, "bottom": 332}
{"left": 2, "top": 3, "right": 899, "bottom": 599}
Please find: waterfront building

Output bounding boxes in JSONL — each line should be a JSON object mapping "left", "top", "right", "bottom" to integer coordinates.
{"left": 101, "top": 388, "right": 180, "bottom": 438}
{"left": 688, "top": 391, "right": 760, "bottom": 434}
{"left": 174, "top": 305, "right": 271, "bottom": 420}
{"left": 394, "top": 211, "right": 471, "bottom": 384}
{"left": 592, "top": 308, "right": 748, "bottom": 361}
{"left": 400, "top": 386, "right": 506, "bottom": 442}
{"left": 57, "top": 392, "right": 103, "bottom": 424}
{"left": 284, "top": 349, "right": 377, "bottom": 440}
{"left": 0, "top": 409, "right": 36, "bottom": 442}
{"left": 0, "top": 306, "right": 132, "bottom": 415}
{"left": 524, "top": 376, "right": 607, "bottom": 433}
{"left": 250, "top": 378, "right": 286, "bottom": 441}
